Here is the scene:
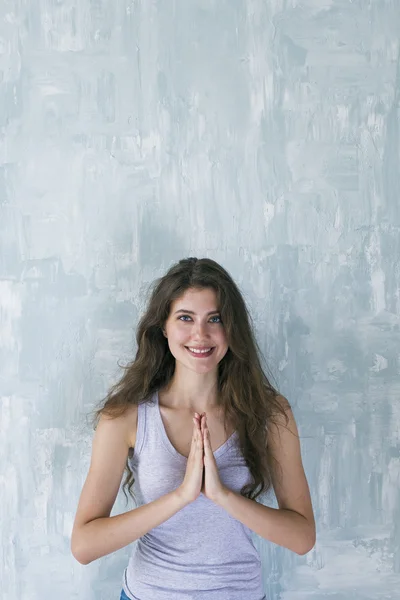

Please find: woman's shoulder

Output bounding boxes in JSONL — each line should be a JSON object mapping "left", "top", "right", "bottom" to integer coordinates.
{"left": 97, "top": 403, "right": 139, "bottom": 449}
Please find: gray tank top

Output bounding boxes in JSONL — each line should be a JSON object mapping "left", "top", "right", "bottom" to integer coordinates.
{"left": 122, "top": 389, "right": 266, "bottom": 600}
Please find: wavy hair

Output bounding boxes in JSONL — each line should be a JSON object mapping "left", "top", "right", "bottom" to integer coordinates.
{"left": 88, "top": 257, "right": 289, "bottom": 505}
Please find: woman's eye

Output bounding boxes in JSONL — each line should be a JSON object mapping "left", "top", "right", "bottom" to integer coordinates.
{"left": 211, "top": 316, "right": 222, "bottom": 323}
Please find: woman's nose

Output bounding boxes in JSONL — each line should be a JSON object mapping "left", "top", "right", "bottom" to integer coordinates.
{"left": 193, "top": 321, "right": 210, "bottom": 337}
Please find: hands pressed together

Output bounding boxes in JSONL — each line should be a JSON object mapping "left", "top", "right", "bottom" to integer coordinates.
{"left": 178, "top": 412, "right": 228, "bottom": 505}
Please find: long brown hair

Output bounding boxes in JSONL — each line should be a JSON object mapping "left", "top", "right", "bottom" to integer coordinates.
{"left": 88, "top": 257, "right": 289, "bottom": 505}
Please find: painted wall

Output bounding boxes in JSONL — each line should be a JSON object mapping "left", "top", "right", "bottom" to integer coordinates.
{"left": 1, "top": 1, "right": 399, "bottom": 599}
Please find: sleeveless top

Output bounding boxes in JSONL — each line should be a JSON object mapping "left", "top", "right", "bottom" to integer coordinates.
{"left": 121, "top": 389, "right": 266, "bottom": 600}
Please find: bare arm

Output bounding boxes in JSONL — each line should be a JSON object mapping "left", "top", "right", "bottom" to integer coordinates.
{"left": 72, "top": 490, "right": 188, "bottom": 565}
{"left": 70, "top": 410, "right": 189, "bottom": 565}
{"left": 267, "top": 397, "right": 316, "bottom": 552}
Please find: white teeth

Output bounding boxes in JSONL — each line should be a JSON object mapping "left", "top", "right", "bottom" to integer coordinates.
{"left": 188, "top": 347, "right": 212, "bottom": 354}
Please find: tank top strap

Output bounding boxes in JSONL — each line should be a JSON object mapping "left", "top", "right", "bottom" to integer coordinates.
{"left": 130, "top": 390, "right": 160, "bottom": 461}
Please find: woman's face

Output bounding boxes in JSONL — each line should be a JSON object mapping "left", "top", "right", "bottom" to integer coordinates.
{"left": 163, "top": 287, "right": 229, "bottom": 373}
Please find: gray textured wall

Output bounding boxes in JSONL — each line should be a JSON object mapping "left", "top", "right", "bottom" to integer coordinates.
{"left": 1, "top": 1, "right": 399, "bottom": 599}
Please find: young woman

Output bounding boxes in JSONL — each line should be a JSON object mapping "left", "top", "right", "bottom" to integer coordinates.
{"left": 71, "top": 257, "right": 315, "bottom": 600}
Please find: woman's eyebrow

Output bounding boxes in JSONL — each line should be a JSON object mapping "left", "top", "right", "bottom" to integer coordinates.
{"left": 173, "top": 309, "right": 220, "bottom": 315}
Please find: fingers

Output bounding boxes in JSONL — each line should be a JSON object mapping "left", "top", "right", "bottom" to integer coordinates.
{"left": 192, "top": 418, "right": 202, "bottom": 448}
{"left": 194, "top": 414, "right": 205, "bottom": 427}
{"left": 193, "top": 413, "right": 208, "bottom": 447}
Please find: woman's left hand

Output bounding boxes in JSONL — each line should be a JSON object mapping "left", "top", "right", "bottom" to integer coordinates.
{"left": 194, "top": 412, "right": 227, "bottom": 503}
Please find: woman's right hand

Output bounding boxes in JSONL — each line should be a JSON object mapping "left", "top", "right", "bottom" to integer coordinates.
{"left": 177, "top": 413, "right": 204, "bottom": 504}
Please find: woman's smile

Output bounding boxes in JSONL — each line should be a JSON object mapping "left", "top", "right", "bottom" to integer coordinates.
{"left": 185, "top": 346, "right": 215, "bottom": 358}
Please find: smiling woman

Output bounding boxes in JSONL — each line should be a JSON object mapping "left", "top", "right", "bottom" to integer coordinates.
{"left": 71, "top": 257, "right": 315, "bottom": 600}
